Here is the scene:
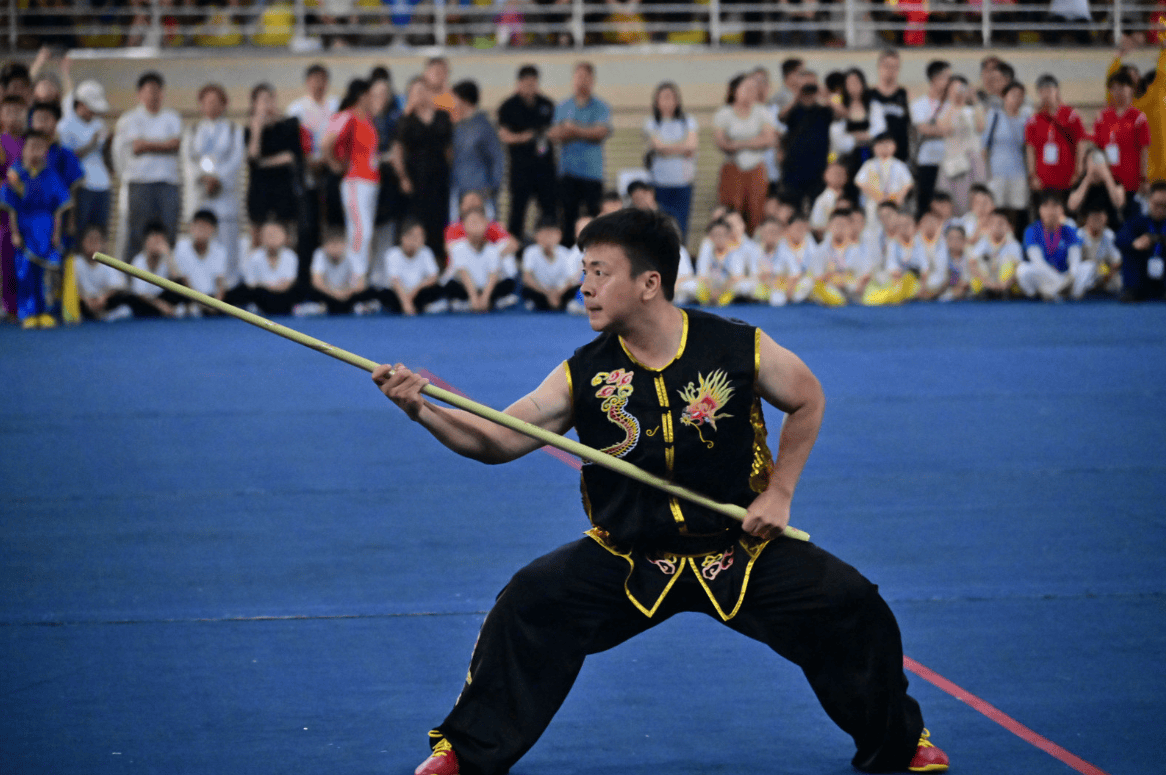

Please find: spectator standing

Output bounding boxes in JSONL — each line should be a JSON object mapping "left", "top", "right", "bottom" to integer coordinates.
{"left": 643, "top": 81, "right": 698, "bottom": 240}
{"left": 424, "top": 57, "right": 456, "bottom": 114}
{"left": 1092, "top": 70, "right": 1150, "bottom": 223}
{"left": 866, "top": 49, "right": 911, "bottom": 164}
{"left": 934, "top": 76, "right": 986, "bottom": 215}
{"left": 1104, "top": 42, "right": 1165, "bottom": 189}
{"left": 780, "top": 81, "right": 835, "bottom": 213}
{"left": 1115, "top": 181, "right": 1166, "bottom": 301}
{"left": 245, "top": 84, "right": 305, "bottom": 245}
{"left": 548, "top": 62, "right": 612, "bottom": 247}
{"left": 113, "top": 71, "right": 182, "bottom": 261}
{"left": 449, "top": 80, "right": 505, "bottom": 224}
{"left": 910, "top": 60, "right": 952, "bottom": 218}
{"left": 183, "top": 83, "right": 245, "bottom": 285}
{"left": 982, "top": 81, "right": 1031, "bottom": 232}
{"left": 497, "top": 64, "right": 556, "bottom": 242}
{"left": 321, "top": 78, "right": 380, "bottom": 281}
{"left": 831, "top": 68, "right": 886, "bottom": 187}
{"left": 59, "top": 80, "right": 110, "bottom": 243}
{"left": 713, "top": 73, "right": 778, "bottom": 234}
{"left": 1024, "top": 74, "right": 1087, "bottom": 209}
{"left": 771, "top": 58, "right": 805, "bottom": 123}
{"left": 368, "top": 67, "right": 405, "bottom": 264}
{"left": 393, "top": 77, "right": 453, "bottom": 261}
{"left": 286, "top": 63, "right": 340, "bottom": 262}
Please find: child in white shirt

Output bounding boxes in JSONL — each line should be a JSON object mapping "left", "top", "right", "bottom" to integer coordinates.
{"left": 694, "top": 218, "right": 756, "bottom": 305}
{"left": 1073, "top": 205, "right": 1122, "bottom": 298}
{"left": 772, "top": 214, "right": 818, "bottom": 304}
{"left": 379, "top": 218, "right": 443, "bottom": 315}
{"left": 854, "top": 133, "right": 913, "bottom": 222}
{"left": 910, "top": 211, "right": 950, "bottom": 299}
{"left": 969, "top": 208, "right": 1023, "bottom": 297}
{"left": 231, "top": 220, "right": 300, "bottom": 315}
{"left": 442, "top": 209, "right": 514, "bottom": 312}
{"left": 173, "top": 209, "right": 228, "bottom": 308}
{"left": 521, "top": 217, "right": 581, "bottom": 311}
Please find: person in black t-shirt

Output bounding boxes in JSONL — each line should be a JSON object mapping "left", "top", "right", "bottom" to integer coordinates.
{"left": 497, "top": 65, "right": 557, "bottom": 241}
{"left": 780, "top": 83, "right": 835, "bottom": 212}
{"left": 866, "top": 48, "right": 910, "bottom": 163}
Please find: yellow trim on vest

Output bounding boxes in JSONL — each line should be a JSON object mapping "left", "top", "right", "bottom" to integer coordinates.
{"left": 618, "top": 309, "right": 689, "bottom": 371}
{"left": 668, "top": 496, "right": 687, "bottom": 530}
{"left": 585, "top": 527, "right": 686, "bottom": 617}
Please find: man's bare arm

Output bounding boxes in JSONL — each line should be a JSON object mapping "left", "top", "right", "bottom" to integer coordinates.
{"left": 742, "top": 332, "right": 826, "bottom": 539}
{"left": 372, "top": 362, "right": 573, "bottom": 465}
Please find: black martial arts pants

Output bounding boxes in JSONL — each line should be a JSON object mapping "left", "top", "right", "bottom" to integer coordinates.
{"left": 432, "top": 536, "right": 925, "bottom": 775}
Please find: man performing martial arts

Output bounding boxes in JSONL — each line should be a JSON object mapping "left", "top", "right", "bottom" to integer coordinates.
{"left": 372, "top": 207, "right": 949, "bottom": 775}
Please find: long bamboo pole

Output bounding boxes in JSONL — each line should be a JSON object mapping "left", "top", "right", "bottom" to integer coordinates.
{"left": 93, "top": 252, "right": 809, "bottom": 542}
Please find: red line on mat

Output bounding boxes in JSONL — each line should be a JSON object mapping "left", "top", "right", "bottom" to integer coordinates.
{"left": 903, "top": 657, "right": 1110, "bottom": 775}
{"left": 420, "top": 369, "right": 1108, "bottom": 775}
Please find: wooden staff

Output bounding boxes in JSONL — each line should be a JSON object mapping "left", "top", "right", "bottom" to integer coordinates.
{"left": 92, "top": 252, "right": 810, "bottom": 542}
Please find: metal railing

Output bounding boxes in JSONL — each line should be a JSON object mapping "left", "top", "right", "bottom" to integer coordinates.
{"left": 5, "top": 0, "right": 1165, "bottom": 51}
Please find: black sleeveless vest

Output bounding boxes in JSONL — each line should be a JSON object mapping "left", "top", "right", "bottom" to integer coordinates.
{"left": 566, "top": 309, "right": 772, "bottom": 552}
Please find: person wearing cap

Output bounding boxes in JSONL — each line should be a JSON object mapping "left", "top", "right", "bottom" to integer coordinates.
{"left": 113, "top": 71, "right": 183, "bottom": 262}
{"left": 1024, "top": 74, "right": 1087, "bottom": 216}
{"left": 58, "top": 79, "right": 111, "bottom": 243}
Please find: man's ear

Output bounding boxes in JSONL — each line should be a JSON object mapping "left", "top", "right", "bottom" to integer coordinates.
{"left": 640, "top": 270, "right": 662, "bottom": 301}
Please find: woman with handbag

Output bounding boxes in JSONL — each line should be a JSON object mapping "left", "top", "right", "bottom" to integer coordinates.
{"left": 935, "top": 76, "right": 986, "bottom": 215}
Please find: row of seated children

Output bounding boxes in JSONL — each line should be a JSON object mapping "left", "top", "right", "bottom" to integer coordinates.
{"left": 677, "top": 190, "right": 1122, "bottom": 308}
{"left": 71, "top": 204, "right": 589, "bottom": 321}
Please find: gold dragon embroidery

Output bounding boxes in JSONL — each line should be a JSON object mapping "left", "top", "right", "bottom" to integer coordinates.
{"left": 591, "top": 369, "right": 640, "bottom": 458}
{"left": 678, "top": 370, "right": 735, "bottom": 448}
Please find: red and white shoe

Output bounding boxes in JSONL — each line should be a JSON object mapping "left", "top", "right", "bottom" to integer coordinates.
{"left": 907, "top": 729, "right": 949, "bottom": 772}
{"left": 415, "top": 738, "right": 459, "bottom": 775}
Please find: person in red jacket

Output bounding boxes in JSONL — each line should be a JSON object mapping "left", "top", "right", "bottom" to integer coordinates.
{"left": 1024, "top": 74, "right": 1087, "bottom": 213}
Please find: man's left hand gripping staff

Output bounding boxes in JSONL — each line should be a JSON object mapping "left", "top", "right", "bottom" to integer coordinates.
{"left": 373, "top": 363, "right": 429, "bottom": 421}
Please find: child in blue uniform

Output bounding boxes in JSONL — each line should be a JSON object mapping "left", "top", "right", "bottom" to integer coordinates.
{"left": 0, "top": 131, "right": 72, "bottom": 328}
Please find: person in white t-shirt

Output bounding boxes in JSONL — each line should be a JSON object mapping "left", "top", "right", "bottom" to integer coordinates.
{"left": 72, "top": 224, "right": 129, "bottom": 321}
{"left": 308, "top": 226, "right": 372, "bottom": 315}
{"left": 970, "top": 208, "right": 1023, "bottom": 297}
{"left": 521, "top": 217, "right": 581, "bottom": 311}
{"left": 287, "top": 62, "right": 341, "bottom": 246}
{"left": 125, "top": 221, "right": 186, "bottom": 318}
{"left": 113, "top": 72, "right": 183, "bottom": 262}
{"left": 910, "top": 211, "right": 951, "bottom": 300}
{"left": 173, "top": 209, "right": 228, "bottom": 309}
{"left": 58, "top": 80, "right": 111, "bottom": 243}
{"left": 230, "top": 220, "right": 300, "bottom": 315}
{"left": 910, "top": 60, "right": 953, "bottom": 218}
{"left": 442, "top": 209, "right": 516, "bottom": 312}
{"left": 378, "top": 218, "right": 443, "bottom": 315}
{"left": 854, "top": 133, "right": 914, "bottom": 223}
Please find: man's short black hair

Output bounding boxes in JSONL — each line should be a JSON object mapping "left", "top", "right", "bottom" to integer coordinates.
{"left": 0, "top": 62, "right": 30, "bottom": 88}
{"left": 517, "top": 64, "right": 539, "bottom": 81}
{"left": 306, "top": 63, "right": 329, "bottom": 80}
{"left": 931, "top": 191, "right": 953, "bottom": 205}
{"left": 535, "top": 215, "right": 560, "bottom": 232}
{"left": 626, "top": 180, "right": 654, "bottom": 196}
{"left": 926, "top": 60, "right": 951, "bottom": 82}
{"left": 191, "top": 209, "right": 219, "bottom": 227}
{"left": 29, "top": 101, "right": 61, "bottom": 121}
{"left": 781, "top": 58, "right": 804, "bottom": 79}
{"left": 601, "top": 190, "right": 623, "bottom": 205}
{"left": 143, "top": 219, "right": 169, "bottom": 241}
{"left": 577, "top": 209, "right": 681, "bottom": 302}
{"left": 1003, "top": 80, "right": 1025, "bottom": 98}
{"left": 137, "top": 71, "right": 164, "bottom": 91}
{"left": 451, "top": 80, "right": 479, "bottom": 107}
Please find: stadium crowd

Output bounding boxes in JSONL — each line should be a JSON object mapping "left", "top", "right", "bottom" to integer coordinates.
{"left": 1, "top": 39, "right": 1164, "bottom": 328}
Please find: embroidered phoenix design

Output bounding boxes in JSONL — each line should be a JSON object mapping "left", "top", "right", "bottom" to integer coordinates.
{"left": 678, "top": 370, "right": 734, "bottom": 447}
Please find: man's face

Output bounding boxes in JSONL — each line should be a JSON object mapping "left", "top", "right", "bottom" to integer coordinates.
{"left": 139, "top": 82, "right": 163, "bottom": 112}
{"left": 517, "top": 75, "right": 538, "bottom": 100}
{"left": 200, "top": 90, "right": 226, "bottom": 120}
{"left": 580, "top": 243, "right": 649, "bottom": 334}
{"left": 573, "top": 67, "right": 594, "bottom": 98}
{"left": 29, "top": 109, "right": 56, "bottom": 137}
{"left": 877, "top": 55, "right": 899, "bottom": 85}
{"left": 306, "top": 72, "right": 328, "bottom": 99}
{"left": 190, "top": 219, "right": 216, "bottom": 246}
{"left": 983, "top": 66, "right": 1005, "bottom": 95}
{"left": 1148, "top": 192, "right": 1166, "bottom": 221}
{"left": 425, "top": 62, "right": 449, "bottom": 90}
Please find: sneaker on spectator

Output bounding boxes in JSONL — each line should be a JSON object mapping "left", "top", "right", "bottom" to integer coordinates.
{"left": 424, "top": 298, "right": 450, "bottom": 314}
{"left": 769, "top": 289, "right": 788, "bottom": 307}
{"left": 566, "top": 298, "right": 586, "bottom": 315}
{"left": 174, "top": 304, "right": 189, "bottom": 318}
{"left": 495, "top": 293, "right": 520, "bottom": 310}
{"left": 450, "top": 299, "right": 472, "bottom": 313}
{"left": 792, "top": 276, "right": 814, "bottom": 304}
{"left": 104, "top": 305, "right": 133, "bottom": 322}
{"left": 293, "top": 301, "right": 326, "bottom": 317}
